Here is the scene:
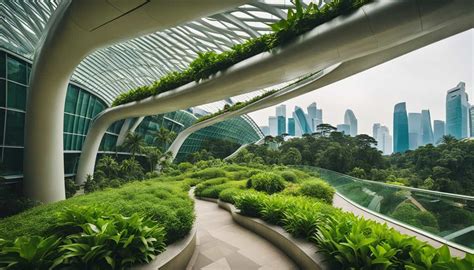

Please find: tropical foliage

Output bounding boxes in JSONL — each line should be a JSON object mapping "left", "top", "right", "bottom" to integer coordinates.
{"left": 0, "top": 180, "right": 194, "bottom": 269}
{"left": 112, "top": 0, "right": 371, "bottom": 106}
{"left": 235, "top": 132, "right": 474, "bottom": 195}
{"left": 187, "top": 163, "right": 473, "bottom": 269}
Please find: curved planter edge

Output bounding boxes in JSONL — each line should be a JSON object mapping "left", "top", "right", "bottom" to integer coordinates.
{"left": 132, "top": 224, "right": 197, "bottom": 270}
{"left": 206, "top": 198, "right": 333, "bottom": 270}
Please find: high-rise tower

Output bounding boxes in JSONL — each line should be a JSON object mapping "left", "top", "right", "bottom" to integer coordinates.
{"left": 393, "top": 102, "right": 409, "bottom": 153}
{"left": 446, "top": 82, "right": 469, "bottom": 139}
{"left": 421, "top": 109, "right": 434, "bottom": 145}
{"left": 344, "top": 109, "right": 358, "bottom": 137}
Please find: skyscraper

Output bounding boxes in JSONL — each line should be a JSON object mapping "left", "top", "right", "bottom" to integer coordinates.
{"left": 393, "top": 102, "right": 409, "bottom": 153}
{"left": 433, "top": 120, "right": 445, "bottom": 144}
{"left": 421, "top": 109, "right": 434, "bottom": 145}
{"left": 276, "top": 105, "right": 286, "bottom": 135}
{"left": 380, "top": 125, "right": 393, "bottom": 155}
{"left": 307, "top": 102, "right": 323, "bottom": 132}
{"left": 408, "top": 113, "right": 422, "bottom": 150}
{"left": 288, "top": 118, "right": 295, "bottom": 136}
{"left": 344, "top": 109, "right": 358, "bottom": 137}
{"left": 260, "top": 126, "right": 270, "bottom": 136}
{"left": 446, "top": 82, "right": 469, "bottom": 139}
{"left": 373, "top": 123, "right": 381, "bottom": 140}
{"left": 294, "top": 106, "right": 312, "bottom": 135}
{"left": 373, "top": 124, "right": 392, "bottom": 155}
{"left": 337, "top": 124, "right": 350, "bottom": 135}
{"left": 268, "top": 116, "right": 278, "bottom": 136}
{"left": 470, "top": 105, "right": 474, "bottom": 137}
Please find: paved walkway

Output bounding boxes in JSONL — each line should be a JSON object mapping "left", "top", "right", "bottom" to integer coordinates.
{"left": 186, "top": 198, "right": 298, "bottom": 270}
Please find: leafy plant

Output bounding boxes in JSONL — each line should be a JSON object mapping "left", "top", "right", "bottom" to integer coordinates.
{"left": 248, "top": 172, "right": 285, "bottom": 194}
{"left": 234, "top": 192, "right": 267, "bottom": 217}
{"left": 0, "top": 236, "right": 62, "bottom": 269}
{"left": 299, "top": 179, "right": 335, "bottom": 204}
{"left": 57, "top": 210, "right": 166, "bottom": 269}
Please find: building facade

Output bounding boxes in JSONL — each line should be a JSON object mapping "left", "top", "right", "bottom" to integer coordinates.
{"left": 421, "top": 109, "right": 434, "bottom": 145}
{"left": 294, "top": 106, "right": 311, "bottom": 135}
{"left": 408, "top": 113, "right": 422, "bottom": 150}
{"left": 470, "top": 105, "right": 474, "bottom": 137}
{"left": 393, "top": 102, "right": 409, "bottom": 153}
{"left": 446, "top": 82, "right": 469, "bottom": 139}
{"left": 268, "top": 116, "right": 278, "bottom": 136}
{"left": 287, "top": 118, "right": 295, "bottom": 136}
{"left": 433, "top": 120, "right": 445, "bottom": 144}
{"left": 337, "top": 124, "right": 351, "bottom": 135}
{"left": 276, "top": 105, "right": 286, "bottom": 135}
{"left": 344, "top": 109, "right": 358, "bottom": 137}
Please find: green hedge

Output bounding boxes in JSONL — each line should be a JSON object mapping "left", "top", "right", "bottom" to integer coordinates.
{"left": 0, "top": 181, "right": 194, "bottom": 269}
{"left": 248, "top": 172, "right": 286, "bottom": 194}
{"left": 112, "top": 0, "right": 371, "bottom": 106}
{"left": 0, "top": 181, "right": 194, "bottom": 244}
{"left": 299, "top": 179, "right": 335, "bottom": 204}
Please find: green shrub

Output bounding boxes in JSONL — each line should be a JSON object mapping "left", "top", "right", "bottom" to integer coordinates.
{"left": 194, "top": 177, "right": 229, "bottom": 197}
{"left": 299, "top": 179, "right": 335, "bottom": 204}
{"left": 0, "top": 235, "right": 62, "bottom": 269}
{"left": 280, "top": 171, "right": 298, "bottom": 183}
{"left": 65, "top": 178, "right": 77, "bottom": 198}
{"left": 248, "top": 172, "right": 285, "bottom": 194}
{"left": 195, "top": 179, "right": 245, "bottom": 199}
{"left": 283, "top": 197, "right": 338, "bottom": 239}
{"left": 281, "top": 183, "right": 301, "bottom": 196}
{"left": 219, "top": 188, "right": 244, "bottom": 204}
{"left": 190, "top": 168, "right": 226, "bottom": 180}
{"left": 57, "top": 208, "right": 166, "bottom": 268}
{"left": 260, "top": 195, "right": 294, "bottom": 225}
{"left": 177, "top": 162, "right": 194, "bottom": 172}
{"left": 0, "top": 181, "right": 194, "bottom": 244}
{"left": 234, "top": 192, "right": 267, "bottom": 217}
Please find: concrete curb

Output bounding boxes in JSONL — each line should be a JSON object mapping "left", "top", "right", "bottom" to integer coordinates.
{"left": 132, "top": 224, "right": 197, "bottom": 270}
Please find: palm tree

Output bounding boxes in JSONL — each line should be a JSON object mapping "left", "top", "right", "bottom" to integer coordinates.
{"left": 143, "top": 146, "right": 162, "bottom": 172}
{"left": 96, "top": 155, "right": 120, "bottom": 178}
{"left": 122, "top": 132, "right": 145, "bottom": 158}
{"left": 153, "top": 127, "right": 177, "bottom": 151}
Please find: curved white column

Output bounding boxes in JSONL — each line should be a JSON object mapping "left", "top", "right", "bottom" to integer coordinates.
{"left": 76, "top": 0, "right": 473, "bottom": 185}
{"left": 24, "top": 0, "right": 247, "bottom": 203}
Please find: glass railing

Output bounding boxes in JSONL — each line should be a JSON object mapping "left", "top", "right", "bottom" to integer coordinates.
{"left": 296, "top": 166, "right": 474, "bottom": 252}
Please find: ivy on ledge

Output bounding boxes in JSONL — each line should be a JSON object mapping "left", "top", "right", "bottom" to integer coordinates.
{"left": 112, "top": 0, "right": 372, "bottom": 107}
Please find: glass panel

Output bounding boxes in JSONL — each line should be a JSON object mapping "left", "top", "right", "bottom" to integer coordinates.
{"left": 75, "top": 91, "right": 84, "bottom": 115}
{"left": 65, "top": 85, "right": 79, "bottom": 113}
{"left": 64, "top": 114, "right": 74, "bottom": 133}
{"left": 5, "top": 111, "right": 25, "bottom": 146}
{"left": 7, "top": 82, "right": 27, "bottom": 110}
{"left": 7, "top": 56, "right": 27, "bottom": 84}
{"left": 64, "top": 153, "right": 79, "bottom": 174}
{"left": 0, "top": 51, "right": 5, "bottom": 78}
{"left": 0, "top": 109, "right": 4, "bottom": 144}
{"left": 86, "top": 96, "right": 94, "bottom": 118}
{"left": 80, "top": 94, "right": 89, "bottom": 116}
{"left": 300, "top": 166, "right": 474, "bottom": 250}
{"left": 78, "top": 117, "right": 85, "bottom": 134}
{"left": 0, "top": 79, "right": 5, "bottom": 107}
{"left": 2, "top": 147, "right": 23, "bottom": 174}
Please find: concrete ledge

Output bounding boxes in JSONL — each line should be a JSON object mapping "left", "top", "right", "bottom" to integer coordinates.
{"left": 207, "top": 199, "right": 333, "bottom": 270}
{"left": 133, "top": 224, "right": 197, "bottom": 270}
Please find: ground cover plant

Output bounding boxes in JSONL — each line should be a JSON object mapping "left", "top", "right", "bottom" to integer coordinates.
{"left": 188, "top": 163, "right": 473, "bottom": 269}
{"left": 112, "top": 0, "right": 371, "bottom": 106}
{"left": 0, "top": 180, "right": 194, "bottom": 269}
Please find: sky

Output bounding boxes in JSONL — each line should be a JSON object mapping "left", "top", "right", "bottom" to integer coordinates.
{"left": 249, "top": 29, "right": 473, "bottom": 136}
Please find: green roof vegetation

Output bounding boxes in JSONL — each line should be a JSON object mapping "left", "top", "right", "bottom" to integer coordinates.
{"left": 112, "top": 0, "right": 371, "bottom": 106}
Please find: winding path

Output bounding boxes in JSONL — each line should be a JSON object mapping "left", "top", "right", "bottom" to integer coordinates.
{"left": 186, "top": 198, "right": 297, "bottom": 270}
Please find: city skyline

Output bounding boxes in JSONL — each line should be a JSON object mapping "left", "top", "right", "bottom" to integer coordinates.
{"left": 249, "top": 29, "right": 473, "bottom": 136}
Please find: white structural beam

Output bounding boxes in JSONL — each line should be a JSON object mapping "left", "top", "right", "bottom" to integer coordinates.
{"left": 75, "top": 0, "right": 473, "bottom": 185}
{"left": 24, "top": 0, "right": 247, "bottom": 203}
